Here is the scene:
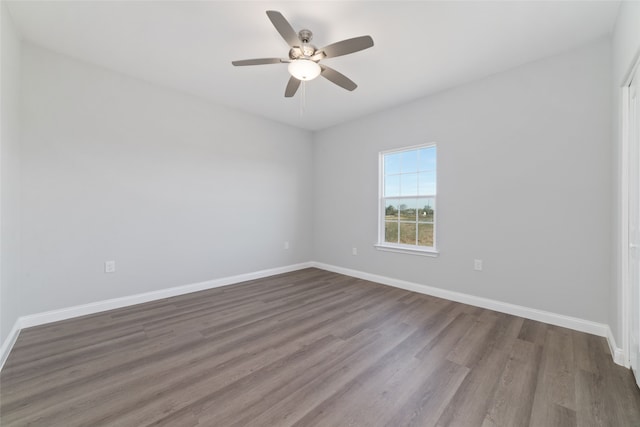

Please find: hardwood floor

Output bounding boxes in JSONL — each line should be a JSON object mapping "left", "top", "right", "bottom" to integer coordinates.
{"left": 1, "top": 268, "right": 639, "bottom": 426}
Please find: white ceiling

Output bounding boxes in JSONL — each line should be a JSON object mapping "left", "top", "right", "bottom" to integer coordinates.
{"left": 6, "top": 1, "right": 620, "bottom": 131}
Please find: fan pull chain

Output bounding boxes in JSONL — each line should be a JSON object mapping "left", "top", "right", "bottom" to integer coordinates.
{"left": 299, "top": 81, "right": 306, "bottom": 117}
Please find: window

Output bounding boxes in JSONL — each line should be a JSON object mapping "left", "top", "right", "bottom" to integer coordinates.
{"left": 377, "top": 144, "right": 437, "bottom": 255}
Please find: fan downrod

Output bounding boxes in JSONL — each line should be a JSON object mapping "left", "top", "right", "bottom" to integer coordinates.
{"left": 298, "top": 29, "right": 313, "bottom": 43}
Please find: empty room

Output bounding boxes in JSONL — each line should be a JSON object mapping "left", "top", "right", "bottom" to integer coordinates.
{"left": 2, "top": 1, "right": 640, "bottom": 426}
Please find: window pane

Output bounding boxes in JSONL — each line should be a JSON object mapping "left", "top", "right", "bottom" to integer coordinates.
{"left": 417, "top": 198, "right": 435, "bottom": 222}
{"left": 400, "top": 173, "right": 418, "bottom": 196}
{"left": 385, "top": 153, "right": 401, "bottom": 175}
{"left": 418, "top": 223, "right": 434, "bottom": 247}
{"left": 418, "top": 171, "right": 436, "bottom": 195}
{"left": 379, "top": 144, "right": 436, "bottom": 251}
{"left": 418, "top": 147, "right": 436, "bottom": 171}
{"left": 399, "top": 223, "right": 416, "bottom": 245}
{"left": 401, "top": 150, "right": 418, "bottom": 173}
{"left": 384, "top": 199, "right": 399, "bottom": 219}
{"left": 399, "top": 199, "right": 417, "bottom": 221}
{"left": 385, "top": 221, "right": 398, "bottom": 243}
{"left": 385, "top": 175, "right": 400, "bottom": 197}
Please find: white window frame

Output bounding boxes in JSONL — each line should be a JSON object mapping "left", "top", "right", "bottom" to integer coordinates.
{"left": 375, "top": 143, "right": 439, "bottom": 257}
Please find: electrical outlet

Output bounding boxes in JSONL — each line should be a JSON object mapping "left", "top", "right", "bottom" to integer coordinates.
{"left": 352, "top": 247, "right": 358, "bottom": 256}
{"left": 105, "top": 260, "right": 116, "bottom": 273}
{"left": 284, "top": 241, "right": 289, "bottom": 250}
{"left": 474, "top": 259, "right": 483, "bottom": 271}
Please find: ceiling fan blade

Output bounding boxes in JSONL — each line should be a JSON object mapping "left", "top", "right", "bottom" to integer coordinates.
{"left": 266, "top": 10, "right": 300, "bottom": 47}
{"left": 319, "top": 35, "right": 374, "bottom": 59}
{"left": 285, "top": 77, "right": 301, "bottom": 97}
{"left": 232, "top": 58, "right": 284, "bottom": 66}
{"left": 320, "top": 65, "right": 357, "bottom": 91}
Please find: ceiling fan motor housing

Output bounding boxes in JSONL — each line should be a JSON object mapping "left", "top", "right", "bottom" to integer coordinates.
{"left": 289, "top": 29, "right": 316, "bottom": 60}
{"left": 289, "top": 45, "right": 316, "bottom": 60}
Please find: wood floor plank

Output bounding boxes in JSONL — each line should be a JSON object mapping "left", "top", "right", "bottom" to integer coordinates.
{"left": 2, "top": 291, "right": 373, "bottom": 423}
{"left": 1, "top": 268, "right": 639, "bottom": 426}
{"left": 435, "top": 337, "right": 511, "bottom": 425}
{"left": 382, "top": 360, "right": 469, "bottom": 427}
{"left": 529, "top": 326, "right": 577, "bottom": 427}
{"left": 482, "top": 338, "right": 542, "bottom": 427}
{"left": 289, "top": 314, "right": 472, "bottom": 427}
{"left": 108, "top": 333, "right": 349, "bottom": 426}
{"left": 237, "top": 303, "right": 461, "bottom": 427}
{"left": 575, "top": 368, "right": 613, "bottom": 426}
{"left": 230, "top": 322, "right": 416, "bottom": 427}
{"left": 517, "top": 318, "right": 548, "bottom": 346}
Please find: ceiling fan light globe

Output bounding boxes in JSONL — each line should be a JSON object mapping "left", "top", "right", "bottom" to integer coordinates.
{"left": 288, "top": 59, "right": 321, "bottom": 81}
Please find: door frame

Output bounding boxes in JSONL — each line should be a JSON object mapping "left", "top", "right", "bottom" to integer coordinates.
{"left": 622, "top": 53, "right": 640, "bottom": 369}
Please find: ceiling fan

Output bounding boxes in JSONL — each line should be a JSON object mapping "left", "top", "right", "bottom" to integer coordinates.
{"left": 232, "top": 10, "right": 374, "bottom": 98}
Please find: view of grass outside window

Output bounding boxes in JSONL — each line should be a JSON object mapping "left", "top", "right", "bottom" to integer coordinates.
{"left": 380, "top": 144, "right": 436, "bottom": 250}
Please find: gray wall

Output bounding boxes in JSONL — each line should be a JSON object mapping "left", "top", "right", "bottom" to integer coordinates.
{"left": 1, "top": 25, "right": 618, "bottom": 349}
{"left": 16, "top": 44, "right": 313, "bottom": 317}
{"left": 313, "top": 39, "right": 612, "bottom": 324}
{"left": 1, "top": 4, "right": 22, "bottom": 345}
{"left": 611, "top": 1, "right": 640, "bottom": 345}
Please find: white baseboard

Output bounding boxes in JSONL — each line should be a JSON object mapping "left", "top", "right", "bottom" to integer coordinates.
{"left": 0, "top": 319, "right": 22, "bottom": 372}
{"left": 0, "top": 261, "right": 626, "bottom": 370}
{"left": 0, "top": 262, "right": 313, "bottom": 371}
{"left": 606, "top": 325, "right": 627, "bottom": 367}
{"left": 310, "top": 262, "right": 626, "bottom": 366}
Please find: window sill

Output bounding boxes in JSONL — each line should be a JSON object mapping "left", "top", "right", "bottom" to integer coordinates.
{"left": 374, "top": 244, "right": 440, "bottom": 257}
